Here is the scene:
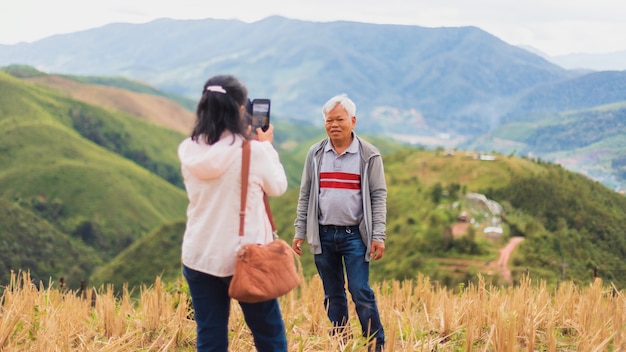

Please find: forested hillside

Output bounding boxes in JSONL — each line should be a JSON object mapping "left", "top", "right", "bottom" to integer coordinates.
{"left": 1, "top": 68, "right": 624, "bottom": 294}
{"left": 96, "top": 148, "right": 626, "bottom": 291}
{"left": 0, "top": 71, "right": 188, "bottom": 287}
{"left": 465, "top": 103, "right": 626, "bottom": 190}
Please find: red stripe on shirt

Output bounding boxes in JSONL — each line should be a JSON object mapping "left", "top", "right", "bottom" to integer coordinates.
{"left": 320, "top": 172, "right": 360, "bottom": 181}
{"left": 320, "top": 172, "right": 361, "bottom": 190}
{"left": 320, "top": 181, "right": 361, "bottom": 190}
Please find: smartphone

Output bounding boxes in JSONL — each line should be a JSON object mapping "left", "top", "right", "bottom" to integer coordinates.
{"left": 251, "top": 99, "right": 271, "bottom": 133}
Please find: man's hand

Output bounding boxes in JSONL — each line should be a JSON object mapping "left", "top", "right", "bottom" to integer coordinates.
{"left": 370, "top": 241, "right": 385, "bottom": 260}
{"left": 292, "top": 238, "right": 304, "bottom": 256}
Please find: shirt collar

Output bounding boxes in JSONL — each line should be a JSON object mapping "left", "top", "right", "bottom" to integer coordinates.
{"left": 325, "top": 133, "right": 359, "bottom": 154}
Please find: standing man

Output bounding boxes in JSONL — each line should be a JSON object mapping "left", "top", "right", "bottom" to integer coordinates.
{"left": 292, "top": 94, "right": 387, "bottom": 352}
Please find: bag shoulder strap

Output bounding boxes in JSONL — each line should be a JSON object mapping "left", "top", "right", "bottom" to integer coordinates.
{"left": 239, "top": 140, "right": 276, "bottom": 237}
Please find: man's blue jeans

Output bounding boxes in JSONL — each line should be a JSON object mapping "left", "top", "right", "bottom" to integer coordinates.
{"left": 182, "top": 265, "right": 288, "bottom": 352}
{"left": 314, "top": 225, "right": 385, "bottom": 346}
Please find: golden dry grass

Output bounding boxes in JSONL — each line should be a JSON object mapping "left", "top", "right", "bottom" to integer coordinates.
{"left": 1, "top": 271, "right": 624, "bottom": 351}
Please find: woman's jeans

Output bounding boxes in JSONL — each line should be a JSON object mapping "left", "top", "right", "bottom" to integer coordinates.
{"left": 182, "top": 265, "right": 288, "bottom": 352}
{"left": 314, "top": 225, "right": 385, "bottom": 346}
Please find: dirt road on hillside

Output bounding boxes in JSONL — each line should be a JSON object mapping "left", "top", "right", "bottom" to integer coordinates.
{"left": 493, "top": 236, "right": 525, "bottom": 284}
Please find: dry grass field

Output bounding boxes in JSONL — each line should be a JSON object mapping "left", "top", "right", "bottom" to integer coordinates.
{"left": 1, "top": 271, "right": 624, "bottom": 351}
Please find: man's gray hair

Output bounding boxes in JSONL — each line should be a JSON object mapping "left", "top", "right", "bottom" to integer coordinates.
{"left": 322, "top": 94, "right": 356, "bottom": 118}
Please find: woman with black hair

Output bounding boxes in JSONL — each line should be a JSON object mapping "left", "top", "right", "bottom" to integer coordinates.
{"left": 178, "top": 74, "right": 288, "bottom": 352}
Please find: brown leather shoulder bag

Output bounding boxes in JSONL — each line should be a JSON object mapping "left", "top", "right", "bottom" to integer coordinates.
{"left": 228, "top": 140, "right": 301, "bottom": 303}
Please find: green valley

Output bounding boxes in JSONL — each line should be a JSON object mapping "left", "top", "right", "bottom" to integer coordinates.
{"left": 1, "top": 69, "right": 625, "bottom": 294}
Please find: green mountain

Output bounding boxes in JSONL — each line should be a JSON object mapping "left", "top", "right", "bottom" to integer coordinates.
{"left": 89, "top": 220, "right": 186, "bottom": 290}
{"left": 0, "top": 71, "right": 188, "bottom": 288}
{"left": 504, "top": 71, "right": 626, "bottom": 118}
{"left": 100, "top": 146, "right": 626, "bottom": 291}
{"left": 273, "top": 148, "right": 626, "bottom": 289}
{"left": 1, "top": 69, "right": 624, "bottom": 294}
{"left": 0, "top": 197, "right": 101, "bottom": 286}
{"left": 464, "top": 103, "right": 626, "bottom": 190}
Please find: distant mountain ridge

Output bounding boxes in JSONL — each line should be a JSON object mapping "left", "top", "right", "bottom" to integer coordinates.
{"left": 518, "top": 45, "right": 626, "bottom": 71}
{"left": 2, "top": 16, "right": 624, "bottom": 135}
{"left": 0, "top": 16, "right": 624, "bottom": 190}
{"left": 0, "top": 16, "right": 574, "bottom": 132}
{"left": 550, "top": 50, "right": 626, "bottom": 71}
{"left": 504, "top": 71, "right": 626, "bottom": 119}
{"left": 1, "top": 17, "right": 623, "bottom": 132}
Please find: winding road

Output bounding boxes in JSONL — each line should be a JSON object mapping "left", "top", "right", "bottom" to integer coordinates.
{"left": 492, "top": 236, "right": 525, "bottom": 284}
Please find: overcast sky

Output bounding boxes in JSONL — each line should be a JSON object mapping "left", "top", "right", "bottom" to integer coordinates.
{"left": 1, "top": 0, "right": 625, "bottom": 56}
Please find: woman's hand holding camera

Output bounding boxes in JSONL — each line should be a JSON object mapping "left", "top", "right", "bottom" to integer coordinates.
{"left": 255, "top": 124, "right": 274, "bottom": 143}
